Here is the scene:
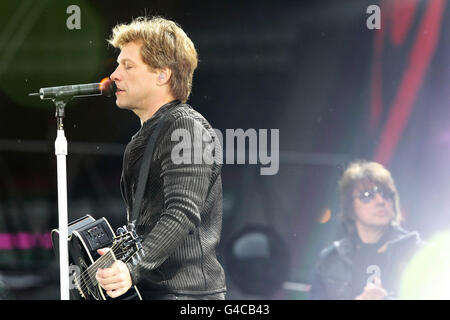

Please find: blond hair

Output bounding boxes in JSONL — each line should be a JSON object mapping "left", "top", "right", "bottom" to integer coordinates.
{"left": 338, "top": 160, "right": 402, "bottom": 233}
{"left": 108, "top": 16, "right": 198, "bottom": 102}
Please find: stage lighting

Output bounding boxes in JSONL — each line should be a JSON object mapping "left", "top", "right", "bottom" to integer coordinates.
{"left": 399, "top": 231, "right": 450, "bottom": 299}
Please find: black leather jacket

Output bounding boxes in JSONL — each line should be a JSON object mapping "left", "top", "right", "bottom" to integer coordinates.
{"left": 309, "top": 226, "right": 421, "bottom": 300}
{"left": 120, "top": 100, "right": 226, "bottom": 297}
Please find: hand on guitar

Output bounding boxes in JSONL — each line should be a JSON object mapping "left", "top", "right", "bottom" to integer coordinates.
{"left": 95, "top": 248, "right": 133, "bottom": 298}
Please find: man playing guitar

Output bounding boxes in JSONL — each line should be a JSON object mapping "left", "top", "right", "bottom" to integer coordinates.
{"left": 95, "top": 16, "right": 226, "bottom": 300}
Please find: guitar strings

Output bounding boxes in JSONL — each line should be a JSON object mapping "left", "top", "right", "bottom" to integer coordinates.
{"left": 74, "top": 241, "right": 128, "bottom": 286}
{"left": 81, "top": 250, "right": 128, "bottom": 281}
{"left": 73, "top": 241, "right": 121, "bottom": 291}
{"left": 74, "top": 251, "right": 134, "bottom": 294}
{"left": 73, "top": 241, "right": 140, "bottom": 294}
{"left": 75, "top": 257, "right": 125, "bottom": 285}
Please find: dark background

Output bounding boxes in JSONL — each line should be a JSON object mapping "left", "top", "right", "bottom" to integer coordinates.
{"left": 1, "top": 0, "right": 450, "bottom": 299}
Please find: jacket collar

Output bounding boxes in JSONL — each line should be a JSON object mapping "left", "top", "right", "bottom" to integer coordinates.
{"left": 333, "top": 225, "right": 420, "bottom": 264}
{"left": 141, "top": 99, "right": 181, "bottom": 128}
{"left": 132, "top": 100, "right": 181, "bottom": 140}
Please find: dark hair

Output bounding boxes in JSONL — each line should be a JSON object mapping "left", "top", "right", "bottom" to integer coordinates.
{"left": 338, "top": 160, "right": 402, "bottom": 234}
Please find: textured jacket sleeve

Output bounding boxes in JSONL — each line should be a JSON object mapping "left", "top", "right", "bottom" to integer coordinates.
{"left": 309, "top": 270, "right": 328, "bottom": 300}
{"left": 127, "top": 114, "right": 213, "bottom": 285}
{"left": 308, "top": 248, "right": 331, "bottom": 300}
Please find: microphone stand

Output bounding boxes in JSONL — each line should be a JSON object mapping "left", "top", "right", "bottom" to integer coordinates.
{"left": 29, "top": 80, "right": 115, "bottom": 300}
{"left": 54, "top": 98, "right": 70, "bottom": 300}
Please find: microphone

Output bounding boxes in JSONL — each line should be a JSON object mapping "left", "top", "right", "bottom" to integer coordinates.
{"left": 28, "top": 78, "right": 116, "bottom": 100}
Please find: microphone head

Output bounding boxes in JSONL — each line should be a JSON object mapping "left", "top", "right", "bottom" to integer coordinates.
{"left": 99, "top": 78, "right": 116, "bottom": 97}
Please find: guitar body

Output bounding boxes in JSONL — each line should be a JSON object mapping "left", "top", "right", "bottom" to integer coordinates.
{"left": 52, "top": 215, "right": 142, "bottom": 300}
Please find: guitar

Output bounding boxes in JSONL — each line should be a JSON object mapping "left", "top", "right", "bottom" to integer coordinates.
{"left": 51, "top": 215, "right": 143, "bottom": 300}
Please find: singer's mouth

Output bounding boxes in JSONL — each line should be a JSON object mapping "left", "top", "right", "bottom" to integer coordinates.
{"left": 116, "top": 88, "right": 125, "bottom": 94}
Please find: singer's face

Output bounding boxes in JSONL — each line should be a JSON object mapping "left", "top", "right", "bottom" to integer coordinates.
{"left": 110, "top": 41, "right": 159, "bottom": 111}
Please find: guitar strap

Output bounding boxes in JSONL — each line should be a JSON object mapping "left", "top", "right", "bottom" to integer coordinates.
{"left": 128, "top": 109, "right": 171, "bottom": 228}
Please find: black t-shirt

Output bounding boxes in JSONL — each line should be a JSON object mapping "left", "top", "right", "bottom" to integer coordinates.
{"left": 350, "top": 236, "right": 389, "bottom": 298}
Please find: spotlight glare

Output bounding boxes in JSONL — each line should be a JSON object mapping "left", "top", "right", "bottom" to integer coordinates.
{"left": 399, "top": 231, "right": 450, "bottom": 299}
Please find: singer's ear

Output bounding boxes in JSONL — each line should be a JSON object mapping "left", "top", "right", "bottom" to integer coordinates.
{"left": 156, "top": 68, "right": 171, "bottom": 86}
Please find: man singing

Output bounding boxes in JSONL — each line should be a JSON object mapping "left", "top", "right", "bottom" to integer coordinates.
{"left": 310, "top": 160, "right": 421, "bottom": 299}
{"left": 95, "top": 16, "right": 226, "bottom": 300}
